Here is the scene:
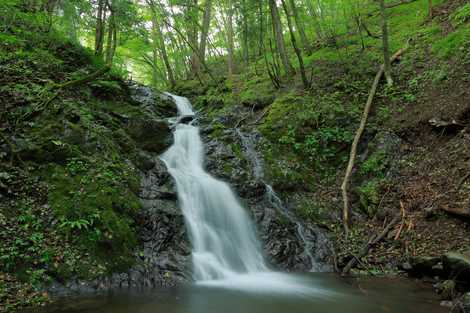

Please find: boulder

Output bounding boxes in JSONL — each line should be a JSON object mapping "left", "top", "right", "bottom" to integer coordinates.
{"left": 126, "top": 119, "right": 172, "bottom": 153}
{"left": 443, "top": 252, "right": 470, "bottom": 282}
{"left": 401, "top": 256, "right": 443, "bottom": 278}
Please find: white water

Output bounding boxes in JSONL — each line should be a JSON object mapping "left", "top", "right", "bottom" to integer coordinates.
{"left": 161, "top": 95, "right": 334, "bottom": 295}
{"left": 161, "top": 95, "right": 268, "bottom": 281}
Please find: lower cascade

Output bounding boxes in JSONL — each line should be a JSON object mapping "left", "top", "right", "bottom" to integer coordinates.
{"left": 161, "top": 95, "right": 268, "bottom": 282}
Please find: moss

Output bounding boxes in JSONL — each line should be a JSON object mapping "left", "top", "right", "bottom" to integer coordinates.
{"left": 45, "top": 156, "right": 140, "bottom": 270}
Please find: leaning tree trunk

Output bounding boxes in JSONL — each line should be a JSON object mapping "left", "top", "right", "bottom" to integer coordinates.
{"left": 288, "top": 0, "right": 310, "bottom": 52}
{"left": 281, "top": 0, "right": 309, "bottom": 88}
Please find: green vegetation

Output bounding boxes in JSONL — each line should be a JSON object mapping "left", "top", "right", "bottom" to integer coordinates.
{"left": 1, "top": 0, "right": 470, "bottom": 310}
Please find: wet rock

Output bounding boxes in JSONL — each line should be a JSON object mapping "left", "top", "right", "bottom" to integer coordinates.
{"left": 402, "top": 256, "right": 442, "bottom": 278}
{"left": 442, "top": 252, "right": 470, "bottom": 282}
{"left": 126, "top": 119, "right": 172, "bottom": 153}
{"left": 127, "top": 81, "right": 176, "bottom": 117}
{"left": 178, "top": 115, "right": 194, "bottom": 124}
{"left": 135, "top": 151, "right": 156, "bottom": 171}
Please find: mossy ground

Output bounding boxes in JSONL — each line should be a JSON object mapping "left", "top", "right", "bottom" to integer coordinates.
{"left": 0, "top": 7, "right": 168, "bottom": 311}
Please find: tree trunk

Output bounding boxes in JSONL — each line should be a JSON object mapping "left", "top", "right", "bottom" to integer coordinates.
{"left": 288, "top": 0, "right": 309, "bottom": 52}
{"left": 187, "top": 0, "right": 200, "bottom": 74}
{"left": 241, "top": 0, "right": 250, "bottom": 65}
{"left": 226, "top": 0, "right": 235, "bottom": 77}
{"left": 95, "top": 0, "right": 106, "bottom": 56}
{"left": 379, "top": 0, "right": 393, "bottom": 86}
{"left": 428, "top": 0, "right": 433, "bottom": 18}
{"left": 150, "top": 6, "right": 176, "bottom": 88}
{"left": 281, "top": 0, "right": 309, "bottom": 88}
{"left": 268, "top": 0, "right": 294, "bottom": 75}
{"left": 105, "top": 8, "right": 115, "bottom": 65}
{"left": 199, "top": 0, "right": 213, "bottom": 68}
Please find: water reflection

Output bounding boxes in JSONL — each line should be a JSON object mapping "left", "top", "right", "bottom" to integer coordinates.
{"left": 33, "top": 274, "right": 445, "bottom": 313}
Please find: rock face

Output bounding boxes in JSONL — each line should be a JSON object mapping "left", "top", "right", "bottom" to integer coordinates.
{"left": 202, "top": 126, "right": 332, "bottom": 272}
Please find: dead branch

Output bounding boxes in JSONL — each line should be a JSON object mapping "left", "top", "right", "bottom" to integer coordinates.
{"left": 342, "top": 213, "right": 401, "bottom": 275}
{"left": 341, "top": 45, "right": 408, "bottom": 234}
{"left": 394, "top": 200, "right": 406, "bottom": 240}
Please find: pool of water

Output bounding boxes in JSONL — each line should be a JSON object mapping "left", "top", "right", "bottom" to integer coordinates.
{"left": 33, "top": 274, "right": 446, "bottom": 313}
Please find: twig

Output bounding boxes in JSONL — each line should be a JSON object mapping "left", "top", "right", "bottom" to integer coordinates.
{"left": 342, "top": 213, "right": 401, "bottom": 275}
{"left": 394, "top": 201, "right": 406, "bottom": 240}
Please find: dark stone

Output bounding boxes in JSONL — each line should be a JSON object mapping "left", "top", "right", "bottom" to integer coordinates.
{"left": 126, "top": 119, "right": 172, "bottom": 153}
{"left": 442, "top": 252, "right": 470, "bottom": 282}
{"left": 135, "top": 151, "right": 156, "bottom": 171}
{"left": 178, "top": 115, "right": 194, "bottom": 124}
{"left": 402, "top": 256, "right": 443, "bottom": 278}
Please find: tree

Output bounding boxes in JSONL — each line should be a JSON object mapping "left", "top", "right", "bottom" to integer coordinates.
{"left": 199, "top": 0, "right": 213, "bottom": 69}
{"left": 268, "top": 0, "right": 294, "bottom": 75}
{"left": 288, "top": 0, "right": 310, "bottom": 52}
{"left": 225, "top": 0, "right": 235, "bottom": 76}
{"left": 281, "top": 0, "right": 309, "bottom": 88}
{"left": 379, "top": 0, "right": 393, "bottom": 86}
{"left": 95, "top": 0, "right": 106, "bottom": 56}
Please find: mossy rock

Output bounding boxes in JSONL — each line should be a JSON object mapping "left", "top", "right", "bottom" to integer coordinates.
{"left": 125, "top": 118, "right": 171, "bottom": 153}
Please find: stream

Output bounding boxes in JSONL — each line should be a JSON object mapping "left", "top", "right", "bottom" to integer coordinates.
{"left": 31, "top": 94, "right": 447, "bottom": 313}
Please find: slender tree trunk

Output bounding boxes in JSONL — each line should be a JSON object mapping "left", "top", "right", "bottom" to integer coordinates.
{"left": 288, "top": 0, "right": 309, "bottom": 52}
{"left": 379, "top": 0, "right": 393, "bottom": 86}
{"left": 187, "top": 0, "right": 200, "bottom": 74}
{"left": 149, "top": 6, "right": 176, "bottom": 88}
{"left": 281, "top": 0, "right": 309, "bottom": 88}
{"left": 226, "top": 0, "right": 235, "bottom": 77}
{"left": 428, "top": 0, "right": 433, "bottom": 18}
{"left": 95, "top": 0, "right": 106, "bottom": 56}
{"left": 199, "top": 0, "right": 213, "bottom": 67}
{"left": 268, "top": 0, "right": 294, "bottom": 75}
{"left": 305, "top": 0, "right": 323, "bottom": 40}
{"left": 241, "top": 0, "right": 249, "bottom": 65}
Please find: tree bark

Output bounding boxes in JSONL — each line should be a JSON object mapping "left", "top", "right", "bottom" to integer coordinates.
{"left": 241, "top": 0, "right": 250, "bottom": 64}
{"left": 95, "top": 0, "right": 106, "bottom": 56}
{"left": 105, "top": 6, "right": 116, "bottom": 65}
{"left": 226, "top": 0, "right": 235, "bottom": 77}
{"left": 199, "top": 0, "right": 213, "bottom": 67}
{"left": 149, "top": 4, "right": 176, "bottom": 88}
{"left": 268, "top": 0, "right": 294, "bottom": 75}
{"left": 281, "top": 0, "right": 309, "bottom": 88}
{"left": 379, "top": 0, "right": 393, "bottom": 86}
{"left": 187, "top": 0, "right": 200, "bottom": 74}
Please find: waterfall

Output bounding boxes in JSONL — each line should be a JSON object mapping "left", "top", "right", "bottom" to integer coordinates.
{"left": 161, "top": 95, "right": 268, "bottom": 281}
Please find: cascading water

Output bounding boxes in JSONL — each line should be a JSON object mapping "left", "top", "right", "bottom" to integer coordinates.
{"left": 161, "top": 95, "right": 268, "bottom": 281}
{"left": 161, "top": 94, "right": 333, "bottom": 295}
{"left": 236, "top": 130, "right": 328, "bottom": 272}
